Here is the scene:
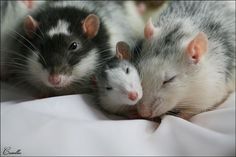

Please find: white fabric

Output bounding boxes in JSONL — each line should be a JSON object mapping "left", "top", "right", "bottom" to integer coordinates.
{"left": 1, "top": 82, "right": 235, "bottom": 156}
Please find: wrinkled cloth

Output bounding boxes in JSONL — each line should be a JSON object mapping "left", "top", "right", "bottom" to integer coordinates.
{"left": 1, "top": 82, "right": 235, "bottom": 156}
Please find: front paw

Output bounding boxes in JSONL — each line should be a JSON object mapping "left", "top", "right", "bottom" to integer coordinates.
{"left": 126, "top": 106, "right": 143, "bottom": 119}
{"left": 137, "top": 98, "right": 163, "bottom": 118}
{"left": 151, "top": 97, "right": 175, "bottom": 118}
{"left": 137, "top": 103, "right": 152, "bottom": 118}
{"left": 35, "top": 92, "right": 54, "bottom": 99}
{"left": 177, "top": 112, "right": 195, "bottom": 120}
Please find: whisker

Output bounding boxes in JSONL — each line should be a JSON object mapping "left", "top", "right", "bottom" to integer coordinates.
{"left": 0, "top": 49, "right": 40, "bottom": 66}
{"left": 10, "top": 30, "right": 39, "bottom": 50}
{"left": 8, "top": 31, "right": 48, "bottom": 66}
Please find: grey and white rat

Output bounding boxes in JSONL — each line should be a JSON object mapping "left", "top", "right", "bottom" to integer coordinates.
{"left": 2, "top": 1, "right": 144, "bottom": 96}
{"left": 0, "top": 0, "right": 44, "bottom": 80}
{"left": 95, "top": 42, "right": 143, "bottom": 117}
{"left": 136, "top": 1, "right": 235, "bottom": 118}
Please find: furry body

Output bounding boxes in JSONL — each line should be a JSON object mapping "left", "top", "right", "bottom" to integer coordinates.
{"left": 137, "top": 1, "right": 235, "bottom": 118}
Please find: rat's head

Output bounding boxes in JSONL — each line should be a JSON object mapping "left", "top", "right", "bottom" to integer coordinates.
{"left": 97, "top": 42, "right": 143, "bottom": 106}
{"left": 137, "top": 18, "right": 209, "bottom": 117}
{"left": 22, "top": 8, "right": 107, "bottom": 90}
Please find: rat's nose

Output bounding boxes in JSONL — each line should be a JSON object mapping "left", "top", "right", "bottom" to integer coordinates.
{"left": 48, "top": 74, "right": 61, "bottom": 86}
{"left": 128, "top": 91, "right": 138, "bottom": 101}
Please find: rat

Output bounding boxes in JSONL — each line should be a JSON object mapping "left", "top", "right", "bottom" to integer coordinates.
{"left": 135, "top": 1, "right": 235, "bottom": 119}
{"left": 95, "top": 41, "right": 143, "bottom": 117}
{"left": 2, "top": 1, "right": 144, "bottom": 96}
{"left": 0, "top": 0, "right": 44, "bottom": 80}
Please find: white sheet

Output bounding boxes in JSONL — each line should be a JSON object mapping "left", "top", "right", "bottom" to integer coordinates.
{"left": 1, "top": 1, "right": 235, "bottom": 156}
{"left": 1, "top": 82, "right": 235, "bottom": 156}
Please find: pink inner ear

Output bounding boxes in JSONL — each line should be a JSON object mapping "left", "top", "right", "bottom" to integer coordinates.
{"left": 24, "top": 15, "right": 38, "bottom": 37}
{"left": 186, "top": 32, "right": 208, "bottom": 64}
{"left": 115, "top": 52, "right": 123, "bottom": 60}
{"left": 116, "top": 41, "right": 131, "bottom": 60}
{"left": 144, "top": 18, "right": 155, "bottom": 40}
{"left": 21, "top": 0, "right": 33, "bottom": 9}
{"left": 136, "top": 2, "right": 147, "bottom": 15}
{"left": 82, "top": 14, "right": 100, "bottom": 39}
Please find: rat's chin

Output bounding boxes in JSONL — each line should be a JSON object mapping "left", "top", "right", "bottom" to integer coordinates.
{"left": 53, "top": 83, "right": 72, "bottom": 90}
{"left": 126, "top": 99, "right": 139, "bottom": 105}
{"left": 44, "top": 82, "right": 72, "bottom": 90}
{"left": 53, "top": 86, "right": 66, "bottom": 90}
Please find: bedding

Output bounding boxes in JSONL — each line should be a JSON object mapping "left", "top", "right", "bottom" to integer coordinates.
{"left": 1, "top": 1, "right": 235, "bottom": 156}
{"left": 1, "top": 82, "right": 235, "bottom": 156}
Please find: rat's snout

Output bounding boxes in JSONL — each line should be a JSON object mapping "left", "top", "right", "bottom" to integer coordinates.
{"left": 48, "top": 74, "right": 61, "bottom": 86}
{"left": 128, "top": 91, "right": 138, "bottom": 101}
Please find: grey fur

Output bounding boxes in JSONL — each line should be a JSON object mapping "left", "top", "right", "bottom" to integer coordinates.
{"left": 95, "top": 57, "right": 142, "bottom": 116}
{"left": 96, "top": 58, "right": 133, "bottom": 91}
{"left": 137, "top": 1, "right": 235, "bottom": 117}
{"left": 138, "top": 1, "right": 235, "bottom": 77}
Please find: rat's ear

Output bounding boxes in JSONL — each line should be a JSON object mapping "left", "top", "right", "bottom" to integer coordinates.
{"left": 186, "top": 32, "right": 208, "bottom": 64}
{"left": 24, "top": 15, "right": 38, "bottom": 38}
{"left": 116, "top": 41, "right": 131, "bottom": 60}
{"left": 20, "top": 0, "right": 33, "bottom": 9}
{"left": 82, "top": 14, "right": 100, "bottom": 39}
{"left": 91, "top": 75, "right": 97, "bottom": 88}
{"left": 136, "top": 2, "right": 147, "bottom": 15}
{"left": 144, "top": 18, "right": 158, "bottom": 40}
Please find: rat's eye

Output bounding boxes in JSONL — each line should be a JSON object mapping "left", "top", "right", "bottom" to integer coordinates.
{"left": 126, "top": 67, "right": 129, "bottom": 74}
{"left": 106, "top": 87, "right": 113, "bottom": 90}
{"left": 68, "top": 42, "right": 79, "bottom": 51}
{"left": 163, "top": 76, "right": 176, "bottom": 85}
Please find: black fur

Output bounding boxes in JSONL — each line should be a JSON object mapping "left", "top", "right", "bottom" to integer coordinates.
{"left": 30, "top": 6, "right": 111, "bottom": 73}
{"left": 7, "top": 4, "right": 113, "bottom": 95}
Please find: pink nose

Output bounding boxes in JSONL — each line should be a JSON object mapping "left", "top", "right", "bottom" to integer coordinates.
{"left": 128, "top": 92, "right": 138, "bottom": 101}
{"left": 48, "top": 74, "right": 61, "bottom": 86}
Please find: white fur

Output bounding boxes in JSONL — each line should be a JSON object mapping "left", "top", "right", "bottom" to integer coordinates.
{"left": 27, "top": 51, "right": 49, "bottom": 86}
{"left": 138, "top": 36, "right": 231, "bottom": 118}
{"left": 50, "top": 1, "right": 144, "bottom": 54}
{"left": 48, "top": 20, "right": 71, "bottom": 37}
{"left": 72, "top": 49, "right": 98, "bottom": 79}
{"left": 99, "top": 62, "right": 143, "bottom": 114}
{"left": 27, "top": 49, "right": 98, "bottom": 89}
{"left": 27, "top": 52, "right": 71, "bottom": 89}
{"left": 227, "top": 1, "right": 235, "bottom": 10}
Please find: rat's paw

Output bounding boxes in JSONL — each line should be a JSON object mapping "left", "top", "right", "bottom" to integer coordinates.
{"left": 151, "top": 97, "right": 176, "bottom": 118}
{"left": 137, "top": 103, "right": 152, "bottom": 118}
{"left": 177, "top": 112, "right": 195, "bottom": 120}
{"left": 127, "top": 108, "right": 142, "bottom": 119}
{"left": 122, "top": 106, "right": 140, "bottom": 119}
{"left": 35, "top": 92, "right": 53, "bottom": 99}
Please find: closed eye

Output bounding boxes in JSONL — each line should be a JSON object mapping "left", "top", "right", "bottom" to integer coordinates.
{"left": 106, "top": 87, "right": 113, "bottom": 90}
{"left": 163, "top": 76, "right": 176, "bottom": 85}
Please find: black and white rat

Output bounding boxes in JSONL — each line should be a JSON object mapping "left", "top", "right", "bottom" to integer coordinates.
{"left": 95, "top": 42, "right": 143, "bottom": 117}
{"left": 2, "top": 1, "right": 144, "bottom": 96}
{"left": 136, "top": 1, "right": 235, "bottom": 118}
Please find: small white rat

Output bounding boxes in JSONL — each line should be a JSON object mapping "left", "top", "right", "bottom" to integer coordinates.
{"left": 136, "top": 1, "right": 235, "bottom": 118}
{"left": 95, "top": 42, "right": 143, "bottom": 117}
